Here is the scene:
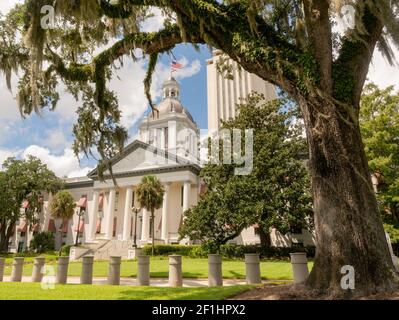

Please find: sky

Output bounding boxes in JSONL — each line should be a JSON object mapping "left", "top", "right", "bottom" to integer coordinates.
{"left": 0, "top": 1, "right": 398, "bottom": 178}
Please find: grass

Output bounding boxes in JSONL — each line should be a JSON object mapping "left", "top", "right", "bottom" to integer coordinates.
{"left": 2, "top": 256, "right": 313, "bottom": 280}
{"left": 0, "top": 282, "right": 254, "bottom": 300}
{"left": 1, "top": 253, "right": 59, "bottom": 266}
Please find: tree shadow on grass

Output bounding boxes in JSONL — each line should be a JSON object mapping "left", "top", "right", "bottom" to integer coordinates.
{"left": 224, "top": 270, "right": 244, "bottom": 279}
{"left": 117, "top": 286, "right": 253, "bottom": 300}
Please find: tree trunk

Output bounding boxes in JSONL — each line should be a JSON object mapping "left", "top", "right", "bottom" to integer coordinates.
{"left": 0, "top": 222, "right": 14, "bottom": 253}
{"left": 300, "top": 97, "right": 399, "bottom": 297}
{"left": 258, "top": 226, "right": 271, "bottom": 248}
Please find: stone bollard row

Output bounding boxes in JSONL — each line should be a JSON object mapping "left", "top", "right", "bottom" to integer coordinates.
{"left": 169, "top": 255, "right": 183, "bottom": 287}
{"left": 137, "top": 255, "right": 150, "bottom": 286}
{"left": 208, "top": 254, "right": 223, "bottom": 287}
{"left": 0, "top": 258, "right": 5, "bottom": 282}
{"left": 31, "top": 257, "right": 46, "bottom": 283}
{"left": 108, "top": 256, "right": 121, "bottom": 285}
{"left": 290, "top": 252, "right": 309, "bottom": 284}
{"left": 10, "top": 257, "right": 24, "bottom": 282}
{"left": 245, "top": 254, "right": 262, "bottom": 284}
{"left": 81, "top": 256, "right": 94, "bottom": 285}
{"left": 56, "top": 256, "right": 69, "bottom": 284}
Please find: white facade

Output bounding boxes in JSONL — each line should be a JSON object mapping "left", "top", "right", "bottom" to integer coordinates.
{"left": 207, "top": 50, "right": 277, "bottom": 133}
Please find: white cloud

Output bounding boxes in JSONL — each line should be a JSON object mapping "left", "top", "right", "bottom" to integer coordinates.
{"left": 43, "top": 128, "right": 71, "bottom": 151}
{"left": 141, "top": 7, "right": 166, "bottom": 32}
{"left": 22, "top": 145, "right": 93, "bottom": 178}
{"left": 368, "top": 44, "right": 399, "bottom": 90}
{"left": 0, "top": 148, "right": 18, "bottom": 168}
{"left": 0, "top": 0, "right": 21, "bottom": 15}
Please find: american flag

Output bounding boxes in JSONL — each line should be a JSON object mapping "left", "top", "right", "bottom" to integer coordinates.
{"left": 171, "top": 59, "right": 184, "bottom": 72}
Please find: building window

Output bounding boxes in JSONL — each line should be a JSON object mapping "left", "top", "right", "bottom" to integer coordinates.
{"left": 132, "top": 191, "right": 135, "bottom": 207}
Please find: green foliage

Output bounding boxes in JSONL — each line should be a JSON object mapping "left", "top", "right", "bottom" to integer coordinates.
{"left": 142, "top": 245, "right": 205, "bottom": 257}
{"left": 180, "top": 94, "right": 313, "bottom": 251}
{"left": 384, "top": 223, "right": 399, "bottom": 244}
{"left": 360, "top": 83, "right": 399, "bottom": 223}
{"left": 0, "top": 156, "right": 62, "bottom": 252}
{"left": 50, "top": 190, "right": 76, "bottom": 220}
{"left": 59, "top": 244, "right": 73, "bottom": 256}
{"left": 136, "top": 175, "right": 165, "bottom": 213}
{"left": 141, "top": 244, "right": 316, "bottom": 259}
{"left": 136, "top": 175, "right": 165, "bottom": 255}
{"left": 29, "top": 232, "right": 55, "bottom": 253}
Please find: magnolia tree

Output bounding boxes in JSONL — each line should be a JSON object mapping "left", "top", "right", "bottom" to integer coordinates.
{"left": 180, "top": 95, "right": 313, "bottom": 252}
{"left": 1, "top": 0, "right": 399, "bottom": 296}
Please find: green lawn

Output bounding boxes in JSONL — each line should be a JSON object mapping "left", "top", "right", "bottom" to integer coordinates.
{"left": 2, "top": 256, "right": 313, "bottom": 280}
{"left": 0, "top": 282, "right": 254, "bottom": 300}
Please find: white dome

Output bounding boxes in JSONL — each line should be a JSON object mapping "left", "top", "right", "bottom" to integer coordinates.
{"left": 157, "top": 98, "right": 184, "bottom": 114}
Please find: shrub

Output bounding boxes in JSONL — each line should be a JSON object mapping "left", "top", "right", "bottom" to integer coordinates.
{"left": 142, "top": 244, "right": 316, "bottom": 259}
{"left": 29, "top": 232, "right": 55, "bottom": 253}
{"left": 59, "top": 244, "right": 73, "bottom": 256}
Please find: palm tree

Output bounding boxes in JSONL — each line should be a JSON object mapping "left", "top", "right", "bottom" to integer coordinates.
{"left": 136, "top": 175, "right": 165, "bottom": 256}
{"left": 50, "top": 190, "right": 76, "bottom": 253}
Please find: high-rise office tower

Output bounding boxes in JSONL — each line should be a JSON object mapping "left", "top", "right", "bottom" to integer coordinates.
{"left": 207, "top": 50, "right": 276, "bottom": 133}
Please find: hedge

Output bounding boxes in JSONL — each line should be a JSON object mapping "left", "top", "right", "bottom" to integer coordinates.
{"left": 142, "top": 244, "right": 316, "bottom": 259}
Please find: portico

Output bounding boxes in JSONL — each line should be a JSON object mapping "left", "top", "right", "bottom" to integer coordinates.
{"left": 84, "top": 139, "right": 200, "bottom": 245}
{"left": 86, "top": 180, "right": 197, "bottom": 245}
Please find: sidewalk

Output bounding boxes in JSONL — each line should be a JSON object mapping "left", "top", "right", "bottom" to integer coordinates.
{"left": 1, "top": 276, "right": 289, "bottom": 287}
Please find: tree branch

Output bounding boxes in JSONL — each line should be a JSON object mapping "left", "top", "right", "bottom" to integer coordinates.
{"left": 334, "top": 3, "right": 384, "bottom": 106}
{"left": 303, "top": 0, "right": 333, "bottom": 94}
{"left": 47, "top": 25, "right": 203, "bottom": 83}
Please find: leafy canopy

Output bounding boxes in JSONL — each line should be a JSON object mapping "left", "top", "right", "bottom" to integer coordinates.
{"left": 360, "top": 83, "right": 399, "bottom": 223}
{"left": 179, "top": 94, "right": 313, "bottom": 250}
{"left": 1, "top": 0, "right": 398, "bottom": 173}
{"left": 136, "top": 175, "right": 165, "bottom": 212}
{"left": 0, "top": 156, "right": 62, "bottom": 251}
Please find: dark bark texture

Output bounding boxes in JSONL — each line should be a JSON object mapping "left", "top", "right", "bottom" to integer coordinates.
{"left": 300, "top": 97, "right": 399, "bottom": 296}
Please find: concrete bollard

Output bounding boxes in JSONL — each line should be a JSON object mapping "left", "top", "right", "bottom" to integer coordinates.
{"left": 108, "top": 256, "right": 121, "bottom": 285}
{"left": 169, "top": 255, "right": 183, "bottom": 287}
{"left": 208, "top": 254, "right": 223, "bottom": 287}
{"left": 80, "top": 256, "right": 94, "bottom": 285}
{"left": 137, "top": 255, "right": 150, "bottom": 286}
{"left": 31, "top": 257, "right": 46, "bottom": 282}
{"left": 10, "top": 257, "right": 25, "bottom": 282}
{"left": 290, "top": 252, "right": 309, "bottom": 284}
{"left": 56, "top": 256, "right": 69, "bottom": 284}
{"left": 245, "top": 254, "right": 262, "bottom": 284}
{"left": 0, "top": 258, "right": 5, "bottom": 282}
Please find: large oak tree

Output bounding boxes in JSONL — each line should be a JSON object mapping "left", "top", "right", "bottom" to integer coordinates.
{"left": 1, "top": 0, "right": 399, "bottom": 296}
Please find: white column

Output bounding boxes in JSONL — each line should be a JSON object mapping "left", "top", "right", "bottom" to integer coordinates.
{"left": 89, "top": 190, "right": 99, "bottom": 241}
{"left": 141, "top": 208, "right": 149, "bottom": 242}
{"left": 105, "top": 189, "right": 116, "bottom": 239}
{"left": 183, "top": 181, "right": 190, "bottom": 213}
{"left": 161, "top": 183, "right": 171, "bottom": 243}
{"left": 123, "top": 187, "right": 133, "bottom": 241}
